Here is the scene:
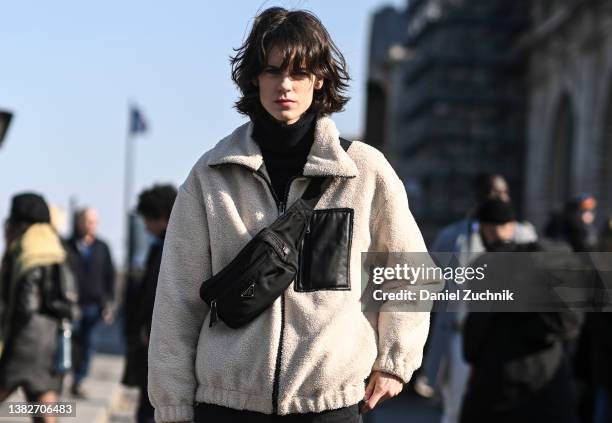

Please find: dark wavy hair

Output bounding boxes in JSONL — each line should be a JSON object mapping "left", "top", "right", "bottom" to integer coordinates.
{"left": 136, "top": 184, "right": 178, "bottom": 220}
{"left": 230, "top": 7, "right": 350, "bottom": 118}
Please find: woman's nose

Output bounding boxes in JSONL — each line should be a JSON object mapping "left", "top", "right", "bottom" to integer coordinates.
{"left": 279, "top": 74, "right": 292, "bottom": 91}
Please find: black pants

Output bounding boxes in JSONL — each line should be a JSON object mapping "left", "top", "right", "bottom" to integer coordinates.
{"left": 194, "top": 403, "right": 361, "bottom": 423}
{"left": 137, "top": 378, "right": 155, "bottom": 423}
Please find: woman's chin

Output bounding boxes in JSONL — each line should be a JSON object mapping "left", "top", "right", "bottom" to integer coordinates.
{"left": 272, "top": 111, "right": 301, "bottom": 124}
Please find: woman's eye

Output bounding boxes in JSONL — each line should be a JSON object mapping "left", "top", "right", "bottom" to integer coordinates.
{"left": 261, "top": 68, "right": 309, "bottom": 78}
{"left": 263, "top": 68, "right": 280, "bottom": 75}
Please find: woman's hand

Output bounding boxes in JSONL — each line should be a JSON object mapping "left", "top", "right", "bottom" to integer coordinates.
{"left": 360, "top": 371, "right": 404, "bottom": 413}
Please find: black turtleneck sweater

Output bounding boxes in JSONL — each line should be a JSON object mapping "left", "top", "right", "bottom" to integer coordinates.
{"left": 251, "top": 110, "right": 317, "bottom": 203}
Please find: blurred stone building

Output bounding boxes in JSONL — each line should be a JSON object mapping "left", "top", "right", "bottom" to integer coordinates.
{"left": 521, "top": 0, "right": 612, "bottom": 228}
{"left": 366, "top": 0, "right": 528, "bottom": 242}
{"left": 366, "top": 0, "right": 612, "bottom": 242}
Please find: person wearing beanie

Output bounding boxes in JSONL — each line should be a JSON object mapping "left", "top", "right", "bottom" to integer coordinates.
{"left": 0, "top": 192, "right": 76, "bottom": 418}
{"left": 460, "top": 199, "right": 580, "bottom": 423}
{"left": 419, "top": 174, "right": 537, "bottom": 423}
{"left": 476, "top": 198, "right": 518, "bottom": 252}
{"left": 147, "top": 7, "right": 437, "bottom": 423}
{"left": 8, "top": 192, "right": 52, "bottom": 225}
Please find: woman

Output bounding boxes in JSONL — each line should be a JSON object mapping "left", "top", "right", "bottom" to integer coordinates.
{"left": 0, "top": 193, "right": 73, "bottom": 423}
{"left": 148, "top": 7, "right": 432, "bottom": 423}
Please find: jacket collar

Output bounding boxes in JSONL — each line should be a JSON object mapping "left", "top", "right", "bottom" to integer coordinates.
{"left": 206, "top": 115, "right": 358, "bottom": 178}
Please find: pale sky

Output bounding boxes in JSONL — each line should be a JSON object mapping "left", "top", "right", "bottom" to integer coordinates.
{"left": 0, "top": 0, "right": 407, "bottom": 264}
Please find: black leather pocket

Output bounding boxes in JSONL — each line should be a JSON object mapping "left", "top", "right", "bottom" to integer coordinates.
{"left": 295, "top": 208, "right": 353, "bottom": 292}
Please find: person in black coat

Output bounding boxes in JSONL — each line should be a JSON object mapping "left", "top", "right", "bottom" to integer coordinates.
{"left": 122, "top": 184, "right": 177, "bottom": 423}
{"left": 65, "top": 207, "right": 115, "bottom": 397}
{"left": 460, "top": 199, "right": 581, "bottom": 423}
{"left": 589, "top": 221, "right": 612, "bottom": 423}
{"left": 0, "top": 193, "right": 77, "bottom": 422}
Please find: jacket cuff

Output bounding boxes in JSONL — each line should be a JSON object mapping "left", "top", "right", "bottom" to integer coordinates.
{"left": 154, "top": 405, "right": 193, "bottom": 422}
{"left": 372, "top": 356, "right": 416, "bottom": 385}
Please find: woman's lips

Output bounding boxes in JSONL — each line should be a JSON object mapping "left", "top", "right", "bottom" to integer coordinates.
{"left": 274, "top": 99, "right": 294, "bottom": 108}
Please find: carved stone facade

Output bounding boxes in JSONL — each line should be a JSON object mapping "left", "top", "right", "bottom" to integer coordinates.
{"left": 522, "top": 0, "right": 612, "bottom": 228}
{"left": 365, "top": 0, "right": 612, "bottom": 240}
{"left": 366, "top": 0, "right": 528, "bottom": 242}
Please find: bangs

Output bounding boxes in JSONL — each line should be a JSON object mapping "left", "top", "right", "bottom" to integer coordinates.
{"left": 260, "top": 28, "right": 324, "bottom": 75}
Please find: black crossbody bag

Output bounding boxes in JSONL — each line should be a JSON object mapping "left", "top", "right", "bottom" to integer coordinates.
{"left": 200, "top": 139, "right": 351, "bottom": 329}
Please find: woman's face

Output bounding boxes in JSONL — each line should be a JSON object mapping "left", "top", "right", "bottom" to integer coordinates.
{"left": 257, "top": 48, "right": 323, "bottom": 124}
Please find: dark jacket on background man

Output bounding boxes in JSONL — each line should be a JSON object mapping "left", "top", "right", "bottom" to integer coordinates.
{"left": 123, "top": 232, "right": 165, "bottom": 387}
{"left": 460, "top": 242, "right": 581, "bottom": 423}
{"left": 461, "top": 311, "right": 581, "bottom": 423}
{"left": 589, "top": 231, "right": 612, "bottom": 391}
{"left": 66, "top": 238, "right": 115, "bottom": 307}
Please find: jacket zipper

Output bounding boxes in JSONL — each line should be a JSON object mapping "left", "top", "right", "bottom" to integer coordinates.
{"left": 272, "top": 174, "right": 302, "bottom": 414}
{"left": 252, "top": 170, "right": 302, "bottom": 414}
{"left": 264, "top": 231, "right": 291, "bottom": 260}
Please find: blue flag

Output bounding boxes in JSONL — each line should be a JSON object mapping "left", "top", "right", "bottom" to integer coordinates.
{"left": 0, "top": 110, "right": 13, "bottom": 148}
{"left": 129, "top": 106, "right": 148, "bottom": 135}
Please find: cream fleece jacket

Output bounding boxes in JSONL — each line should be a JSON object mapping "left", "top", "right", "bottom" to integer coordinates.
{"left": 148, "top": 115, "right": 432, "bottom": 422}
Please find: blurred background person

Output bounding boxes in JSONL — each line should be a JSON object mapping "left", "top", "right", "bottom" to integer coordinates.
{"left": 122, "top": 184, "right": 177, "bottom": 423}
{"left": 418, "top": 172, "right": 536, "bottom": 423}
{"left": 587, "top": 219, "right": 612, "bottom": 423}
{"left": 460, "top": 198, "right": 581, "bottom": 423}
{"left": 564, "top": 194, "right": 599, "bottom": 253}
{"left": 600, "top": 216, "right": 612, "bottom": 252}
{"left": 554, "top": 194, "right": 601, "bottom": 422}
{"left": 0, "top": 193, "right": 77, "bottom": 422}
{"left": 589, "top": 307, "right": 612, "bottom": 423}
{"left": 66, "top": 207, "right": 115, "bottom": 398}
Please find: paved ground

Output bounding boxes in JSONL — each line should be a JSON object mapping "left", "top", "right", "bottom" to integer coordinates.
{"left": 1, "top": 314, "right": 443, "bottom": 423}
{"left": 1, "top": 356, "right": 441, "bottom": 423}
{"left": 1, "top": 354, "right": 134, "bottom": 423}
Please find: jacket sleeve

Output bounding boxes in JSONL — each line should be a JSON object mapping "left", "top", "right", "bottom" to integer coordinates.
{"left": 14, "top": 269, "right": 42, "bottom": 322}
{"left": 369, "top": 159, "right": 437, "bottom": 384}
{"left": 148, "top": 180, "right": 211, "bottom": 422}
{"left": 103, "top": 243, "right": 116, "bottom": 304}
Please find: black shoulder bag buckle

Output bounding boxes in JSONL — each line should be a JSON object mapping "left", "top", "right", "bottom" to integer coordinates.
{"left": 199, "top": 138, "right": 351, "bottom": 329}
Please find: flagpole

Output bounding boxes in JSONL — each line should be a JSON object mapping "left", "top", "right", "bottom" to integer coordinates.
{"left": 123, "top": 104, "right": 135, "bottom": 275}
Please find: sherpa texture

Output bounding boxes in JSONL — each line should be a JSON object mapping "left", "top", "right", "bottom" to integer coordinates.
{"left": 148, "top": 115, "right": 434, "bottom": 422}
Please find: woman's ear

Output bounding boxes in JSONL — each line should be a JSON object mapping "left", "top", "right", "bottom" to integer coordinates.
{"left": 314, "top": 78, "right": 324, "bottom": 90}
{"left": 252, "top": 77, "right": 259, "bottom": 87}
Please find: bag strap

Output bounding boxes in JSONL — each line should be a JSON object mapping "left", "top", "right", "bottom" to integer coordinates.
{"left": 300, "top": 137, "right": 352, "bottom": 208}
{"left": 339, "top": 136, "right": 352, "bottom": 151}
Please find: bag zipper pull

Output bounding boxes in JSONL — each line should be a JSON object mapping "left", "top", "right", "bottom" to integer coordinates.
{"left": 209, "top": 300, "right": 218, "bottom": 328}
